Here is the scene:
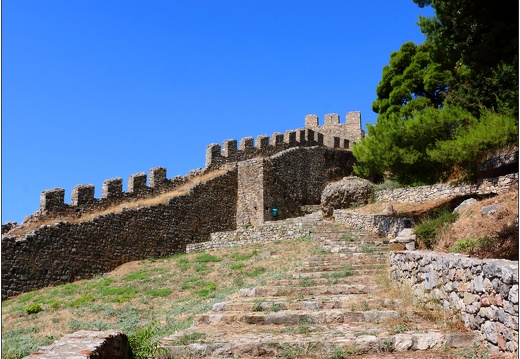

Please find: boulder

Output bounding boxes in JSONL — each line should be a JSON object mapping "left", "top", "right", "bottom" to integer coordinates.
{"left": 321, "top": 176, "right": 373, "bottom": 217}
{"left": 382, "top": 203, "right": 397, "bottom": 216}
{"left": 453, "top": 198, "right": 477, "bottom": 214}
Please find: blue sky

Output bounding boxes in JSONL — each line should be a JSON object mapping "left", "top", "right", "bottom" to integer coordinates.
{"left": 2, "top": 1, "right": 434, "bottom": 224}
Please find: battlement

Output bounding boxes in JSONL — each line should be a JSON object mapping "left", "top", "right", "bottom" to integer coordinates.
{"left": 206, "top": 127, "right": 352, "bottom": 169}
{"left": 31, "top": 111, "right": 359, "bottom": 221}
{"left": 36, "top": 166, "right": 206, "bottom": 217}
{"left": 305, "top": 111, "right": 365, "bottom": 143}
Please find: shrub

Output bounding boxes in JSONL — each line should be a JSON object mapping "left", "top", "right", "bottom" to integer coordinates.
{"left": 414, "top": 209, "right": 459, "bottom": 249}
{"left": 25, "top": 303, "right": 42, "bottom": 315}
{"left": 128, "top": 322, "right": 165, "bottom": 359}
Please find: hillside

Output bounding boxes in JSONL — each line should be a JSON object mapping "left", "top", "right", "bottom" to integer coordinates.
{"left": 3, "top": 194, "right": 518, "bottom": 358}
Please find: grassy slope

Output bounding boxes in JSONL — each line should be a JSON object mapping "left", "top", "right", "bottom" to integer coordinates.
{"left": 2, "top": 237, "right": 318, "bottom": 359}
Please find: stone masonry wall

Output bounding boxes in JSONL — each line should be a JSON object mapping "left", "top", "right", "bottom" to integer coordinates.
{"left": 375, "top": 173, "right": 518, "bottom": 203}
{"left": 261, "top": 147, "right": 355, "bottom": 223}
{"left": 389, "top": 251, "right": 518, "bottom": 353}
{"left": 6, "top": 166, "right": 211, "bottom": 233}
{"left": 24, "top": 330, "right": 130, "bottom": 359}
{"left": 304, "top": 111, "right": 365, "bottom": 143}
{"left": 334, "top": 210, "right": 413, "bottom": 238}
{"left": 2, "top": 170, "right": 238, "bottom": 299}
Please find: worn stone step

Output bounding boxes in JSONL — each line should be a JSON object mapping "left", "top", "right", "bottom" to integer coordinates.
{"left": 161, "top": 331, "right": 477, "bottom": 358}
{"left": 215, "top": 297, "right": 402, "bottom": 312}
{"left": 194, "top": 309, "right": 401, "bottom": 325}
{"left": 301, "top": 254, "right": 386, "bottom": 266}
{"left": 266, "top": 275, "right": 373, "bottom": 286}
{"left": 239, "top": 284, "right": 380, "bottom": 297}
{"left": 292, "top": 268, "right": 380, "bottom": 278}
{"left": 211, "top": 296, "right": 403, "bottom": 313}
{"left": 295, "top": 263, "right": 382, "bottom": 273}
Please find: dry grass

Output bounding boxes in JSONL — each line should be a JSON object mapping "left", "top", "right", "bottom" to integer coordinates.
{"left": 351, "top": 198, "right": 454, "bottom": 218}
{"left": 435, "top": 189, "right": 519, "bottom": 259}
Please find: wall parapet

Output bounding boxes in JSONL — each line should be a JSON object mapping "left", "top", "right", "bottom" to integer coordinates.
{"left": 11, "top": 166, "right": 212, "bottom": 232}
{"left": 389, "top": 251, "right": 518, "bottom": 353}
{"left": 205, "top": 128, "right": 351, "bottom": 169}
{"left": 375, "top": 173, "right": 518, "bottom": 204}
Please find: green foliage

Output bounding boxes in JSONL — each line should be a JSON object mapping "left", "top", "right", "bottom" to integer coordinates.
{"left": 358, "top": 0, "right": 518, "bottom": 184}
{"left": 429, "top": 110, "right": 518, "bottom": 177}
{"left": 298, "top": 277, "right": 317, "bottom": 287}
{"left": 450, "top": 237, "right": 493, "bottom": 254}
{"left": 25, "top": 303, "right": 42, "bottom": 315}
{"left": 354, "top": 104, "right": 517, "bottom": 184}
{"left": 128, "top": 322, "right": 165, "bottom": 359}
{"left": 372, "top": 41, "right": 452, "bottom": 119}
{"left": 414, "top": 209, "right": 458, "bottom": 249}
{"left": 123, "top": 270, "right": 150, "bottom": 281}
{"left": 359, "top": 244, "right": 374, "bottom": 253}
{"left": 415, "top": 0, "right": 518, "bottom": 116}
{"left": 244, "top": 267, "right": 266, "bottom": 277}
{"left": 231, "top": 249, "right": 258, "bottom": 261}
{"left": 353, "top": 106, "right": 466, "bottom": 184}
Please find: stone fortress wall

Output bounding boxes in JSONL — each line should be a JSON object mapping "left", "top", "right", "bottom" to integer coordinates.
{"left": 2, "top": 111, "right": 363, "bottom": 299}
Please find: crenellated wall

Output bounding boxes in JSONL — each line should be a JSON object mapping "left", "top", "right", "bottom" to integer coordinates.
{"left": 2, "top": 111, "right": 361, "bottom": 299}
{"left": 19, "top": 166, "right": 211, "bottom": 230}
{"left": 2, "top": 169, "right": 239, "bottom": 299}
{"left": 305, "top": 111, "right": 365, "bottom": 143}
{"left": 205, "top": 128, "right": 349, "bottom": 169}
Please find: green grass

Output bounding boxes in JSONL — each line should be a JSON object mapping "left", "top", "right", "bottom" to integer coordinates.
{"left": 230, "top": 262, "right": 245, "bottom": 270}
{"left": 193, "top": 253, "right": 222, "bottom": 263}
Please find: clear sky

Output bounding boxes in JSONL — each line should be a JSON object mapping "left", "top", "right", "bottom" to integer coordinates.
{"left": 2, "top": 1, "right": 434, "bottom": 224}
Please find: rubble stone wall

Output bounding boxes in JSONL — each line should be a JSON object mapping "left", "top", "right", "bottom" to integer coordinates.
{"left": 375, "top": 173, "right": 518, "bottom": 203}
{"left": 389, "top": 251, "right": 519, "bottom": 353}
{"left": 334, "top": 210, "right": 413, "bottom": 238}
{"left": 2, "top": 170, "right": 238, "bottom": 299}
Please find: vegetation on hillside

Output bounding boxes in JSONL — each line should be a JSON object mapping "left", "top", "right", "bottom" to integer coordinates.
{"left": 353, "top": 0, "right": 518, "bottom": 184}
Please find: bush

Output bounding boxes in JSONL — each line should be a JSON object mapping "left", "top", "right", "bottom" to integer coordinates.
{"left": 128, "top": 322, "right": 165, "bottom": 359}
{"left": 414, "top": 209, "right": 459, "bottom": 249}
{"left": 25, "top": 303, "right": 42, "bottom": 315}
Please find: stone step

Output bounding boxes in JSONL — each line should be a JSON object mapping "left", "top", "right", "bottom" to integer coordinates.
{"left": 161, "top": 331, "right": 477, "bottom": 358}
{"left": 266, "top": 275, "right": 373, "bottom": 286}
{"left": 239, "top": 284, "right": 380, "bottom": 297}
{"left": 211, "top": 296, "right": 403, "bottom": 312}
{"left": 301, "top": 254, "right": 386, "bottom": 266}
{"left": 292, "top": 268, "right": 380, "bottom": 278}
{"left": 295, "top": 263, "right": 382, "bottom": 273}
{"left": 194, "top": 309, "right": 401, "bottom": 325}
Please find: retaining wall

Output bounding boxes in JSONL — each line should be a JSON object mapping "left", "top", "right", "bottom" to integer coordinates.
{"left": 389, "top": 251, "right": 519, "bottom": 353}
{"left": 375, "top": 173, "right": 518, "bottom": 203}
{"left": 334, "top": 210, "right": 413, "bottom": 238}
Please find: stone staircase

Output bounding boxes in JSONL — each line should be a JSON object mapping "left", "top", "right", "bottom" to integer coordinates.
{"left": 160, "top": 215, "right": 478, "bottom": 358}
